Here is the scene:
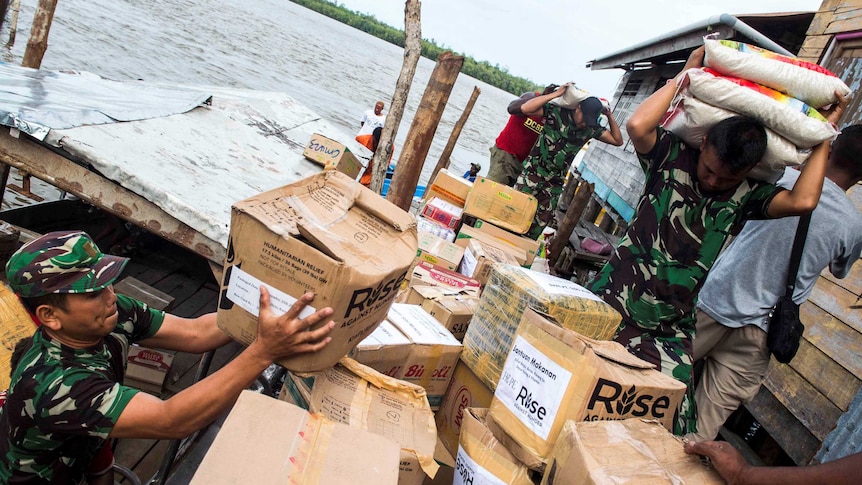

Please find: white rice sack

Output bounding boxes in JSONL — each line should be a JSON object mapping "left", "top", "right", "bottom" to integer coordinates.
{"left": 703, "top": 39, "right": 850, "bottom": 108}
{"left": 661, "top": 94, "right": 811, "bottom": 182}
{"left": 685, "top": 68, "right": 838, "bottom": 148}
{"left": 550, "top": 83, "right": 590, "bottom": 109}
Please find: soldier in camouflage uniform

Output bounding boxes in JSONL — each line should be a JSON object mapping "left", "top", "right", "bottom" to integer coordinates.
{"left": 513, "top": 84, "right": 623, "bottom": 239}
{"left": 587, "top": 46, "right": 845, "bottom": 435}
{"left": 0, "top": 231, "right": 335, "bottom": 484}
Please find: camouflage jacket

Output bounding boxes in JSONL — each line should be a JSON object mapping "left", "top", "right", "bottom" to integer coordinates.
{"left": 0, "top": 294, "right": 165, "bottom": 483}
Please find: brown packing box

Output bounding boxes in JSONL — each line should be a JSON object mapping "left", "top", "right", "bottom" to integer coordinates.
{"left": 124, "top": 345, "right": 175, "bottom": 394}
{"left": 461, "top": 216, "right": 541, "bottom": 267}
{"left": 191, "top": 390, "right": 400, "bottom": 484}
{"left": 416, "top": 231, "right": 465, "bottom": 271}
{"left": 420, "top": 197, "right": 464, "bottom": 230}
{"left": 455, "top": 223, "right": 529, "bottom": 267}
{"left": 401, "top": 285, "right": 470, "bottom": 306}
{"left": 434, "top": 359, "right": 493, "bottom": 457}
{"left": 410, "top": 261, "right": 481, "bottom": 297}
{"left": 487, "top": 309, "right": 686, "bottom": 471}
{"left": 421, "top": 295, "right": 479, "bottom": 341}
{"left": 217, "top": 171, "right": 417, "bottom": 372}
{"left": 349, "top": 319, "right": 412, "bottom": 377}
{"left": 302, "top": 133, "right": 364, "bottom": 179}
{"left": 541, "top": 419, "right": 725, "bottom": 484}
{"left": 458, "top": 238, "right": 520, "bottom": 286}
{"left": 463, "top": 177, "right": 538, "bottom": 234}
{"left": 455, "top": 408, "right": 533, "bottom": 485}
{"left": 423, "top": 168, "right": 473, "bottom": 207}
{"left": 288, "top": 358, "right": 440, "bottom": 485}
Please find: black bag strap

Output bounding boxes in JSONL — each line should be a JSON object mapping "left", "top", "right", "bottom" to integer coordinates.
{"left": 784, "top": 212, "right": 812, "bottom": 298}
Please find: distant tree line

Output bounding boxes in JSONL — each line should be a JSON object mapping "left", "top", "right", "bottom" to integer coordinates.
{"left": 288, "top": 0, "right": 540, "bottom": 95}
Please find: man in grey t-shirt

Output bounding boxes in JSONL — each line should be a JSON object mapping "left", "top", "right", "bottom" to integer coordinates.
{"left": 688, "top": 125, "right": 862, "bottom": 442}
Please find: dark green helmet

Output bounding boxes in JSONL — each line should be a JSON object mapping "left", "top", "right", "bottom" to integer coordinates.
{"left": 5, "top": 230, "right": 128, "bottom": 298}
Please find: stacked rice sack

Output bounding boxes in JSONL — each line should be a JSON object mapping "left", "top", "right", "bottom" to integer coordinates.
{"left": 661, "top": 38, "right": 849, "bottom": 181}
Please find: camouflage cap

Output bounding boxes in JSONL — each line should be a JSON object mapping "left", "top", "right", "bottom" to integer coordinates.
{"left": 5, "top": 230, "right": 128, "bottom": 298}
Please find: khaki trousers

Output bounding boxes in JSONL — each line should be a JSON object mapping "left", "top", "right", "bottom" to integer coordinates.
{"left": 687, "top": 309, "right": 770, "bottom": 442}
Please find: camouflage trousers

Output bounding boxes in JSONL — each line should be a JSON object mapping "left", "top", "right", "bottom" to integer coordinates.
{"left": 614, "top": 319, "right": 697, "bottom": 436}
{"left": 514, "top": 168, "right": 564, "bottom": 240}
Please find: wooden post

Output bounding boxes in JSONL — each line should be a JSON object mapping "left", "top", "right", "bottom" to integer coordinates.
{"left": 387, "top": 51, "right": 464, "bottom": 210}
{"left": 22, "top": 0, "right": 58, "bottom": 69}
{"left": 549, "top": 181, "right": 593, "bottom": 265}
{"left": 428, "top": 85, "right": 480, "bottom": 184}
{"left": 6, "top": 0, "right": 21, "bottom": 47}
{"left": 582, "top": 198, "right": 601, "bottom": 225}
{"left": 0, "top": 163, "right": 9, "bottom": 207}
{"left": 369, "top": 0, "right": 421, "bottom": 194}
{"left": 598, "top": 212, "right": 615, "bottom": 233}
{"left": 557, "top": 172, "right": 581, "bottom": 213}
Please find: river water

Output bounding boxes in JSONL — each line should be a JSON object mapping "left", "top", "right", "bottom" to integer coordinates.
{"left": 0, "top": 0, "right": 517, "bottom": 185}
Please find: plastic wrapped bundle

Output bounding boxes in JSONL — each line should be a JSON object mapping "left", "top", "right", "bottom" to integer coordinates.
{"left": 460, "top": 265, "right": 621, "bottom": 391}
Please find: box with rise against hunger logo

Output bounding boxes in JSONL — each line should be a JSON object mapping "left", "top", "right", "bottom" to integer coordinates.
{"left": 487, "top": 308, "right": 686, "bottom": 471}
{"left": 217, "top": 171, "right": 418, "bottom": 372}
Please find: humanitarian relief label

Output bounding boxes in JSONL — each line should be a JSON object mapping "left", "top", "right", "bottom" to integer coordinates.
{"left": 495, "top": 336, "right": 572, "bottom": 440}
{"left": 454, "top": 446, "right": 506, "bottom": 485}
{"left": 517, "top": 266, "right": 601, "bottom": 301}
{"left": 227, "top": 266, "right": 316, "bottom": 319}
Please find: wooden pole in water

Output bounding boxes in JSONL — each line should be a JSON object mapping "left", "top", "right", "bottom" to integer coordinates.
{"left": 6, "top": 0, "right": 21, "bottom": 47}
{"left": 369, "top": 0, "right": 421, "bottom": 194}
{"left": 387, "top": 51, "right": 464, "bottom": 211}
{"left": 429, "top": 85, "right": 480, "bottom": 183}
{"left": 22, "top": 0, "right": 58, "bottom": 69}
{"left": 549, "top": 181, "right": 593, "bottom": 266}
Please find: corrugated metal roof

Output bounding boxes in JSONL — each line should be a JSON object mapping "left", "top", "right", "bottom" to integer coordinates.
{"left": 816, "top": 386, "right": 862, "bottom": 463}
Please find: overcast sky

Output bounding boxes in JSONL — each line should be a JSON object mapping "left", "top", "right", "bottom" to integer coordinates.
{"left": 334, "top": 0, "right": 824, "bottom": 99}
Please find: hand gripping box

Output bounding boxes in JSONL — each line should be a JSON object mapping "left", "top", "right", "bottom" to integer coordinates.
{"left": 540, "top": 419, "right": 724, "bottom": 485}
{"left": 454, "top": 408, "right": 533, "bottom": 485}
{"left": 191, "top": 390, "right": 400, "bottom": 485}
{"left": 462, "top": 177, "right": 538, "bottom": 235}
{"left": 487, "top": 309, "right": 686, "bottom": 471}
{"left": 217, "top": 171, "right": 418, "bottom": 372}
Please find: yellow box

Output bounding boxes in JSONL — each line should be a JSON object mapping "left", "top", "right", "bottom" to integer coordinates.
{"left": 463, "top": 177, "right": 538, "bottom": 234}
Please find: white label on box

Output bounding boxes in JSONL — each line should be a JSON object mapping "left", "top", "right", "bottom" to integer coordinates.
{"left": 459, "top": 247, "right": 478, "bottom": 280}
{"left": 454, "top": 446, "right": 506, "bottom": 485}
{"left": 495, "top": 336, "right": 572, "bottom": 440}
{"left": 517, "top": 266, "right": 601, "bottom": 301}
{"left": 227, "top": 266, "right": 316, "bottom": 319}
{"left": 388, "top": 304, "right": 460, "bottom": 345}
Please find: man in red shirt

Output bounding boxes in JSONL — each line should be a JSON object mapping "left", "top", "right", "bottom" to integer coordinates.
{"left": 486, "top": 85, "right": 556, "bottom": 186}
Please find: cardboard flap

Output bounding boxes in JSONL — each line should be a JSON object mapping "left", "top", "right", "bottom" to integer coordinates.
{"left": 339, "top": 357, "right": 428, "bottom": 402}
{"left": 585, "top": 338, "right": 656, "bottom": 370}
{"left": 354, "top": 177, "right": 418, "bottom": 232}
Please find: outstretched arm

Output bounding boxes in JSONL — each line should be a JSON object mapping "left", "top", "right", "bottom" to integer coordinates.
{"left": 138, "top": 312, "right": 230, "bottom": 354}
{"left": 111, "top": 288, "right": 334, "bottom": 440}
{"left": 685, "top": 440, "right": 862, "bottom": 485}
{"left": 514, "top": 84, "right": 569, "bottom": 116}
{"left": 627, "top": 46, "right": 704, "bottom": 154}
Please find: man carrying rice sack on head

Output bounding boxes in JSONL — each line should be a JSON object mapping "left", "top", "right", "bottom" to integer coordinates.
{"left": 585, "top": 45, "right": 847, "bottom": 436}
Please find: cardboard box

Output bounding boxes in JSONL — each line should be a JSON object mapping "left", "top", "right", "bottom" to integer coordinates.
{"left": 461, "top": 265, "right": 621, "bottom": 392}
{"left": 423, "top": 168, "right": 473, "bottom": 207}
{"left": 417, "top": 231, "right": 465, "bottom": 271}
{"left": 351, "top": 303, "right": 463, "bottom": 409}
{"left": 463, "top": 177, "right": 538, "bottom": 235}
{"left": 459, "top": 239, "right": 520, "bottom": 286}
{"left": 487, "top": 309, "right": 687, "bottom": 471}
{"left": 541, "top": 419, "right": 724, "bottom": 484}
{"left": 421, "top": 295, "right": 479, "bottom": 341}
{"left": 217, "top": 171, "right": 417, "bottom": 372}
{"left": 124, "top": 345, "right": 175, "bottom": 394}
{"left": 410, "top": 262, "right": 481, "bottom": 297}
{"left": 435, "top": 360, "right": 494, "bottom": 457}
{"left": 280, "top": 358, "right": 440, "bottom": 485}
{"left": 279, "top": 371, "right": 312, "bottom": 408}
{"left": 417, "top": 216, "right": 456, "bottom": 243}
{"left": 455, "top": 408, "right": 533, "bottom": 485}
{"left": 191, "top": 390, "right": 400, "bottom": 484}
{"left": 350, "top": 319, "right": 413, "bottom": 377}
{"left": 455, "top": 224, "right": 528, "bottom": 267}
{"left": 302, "top": 133, "right": 364, "bottom": 179}
{"left": 401, "top": 285, "right": 469, "bottom": 306}
{"left": 461, "top": 216, "right": 541, "bottom": 267}
{"left": 421, "top": 197, "right": 464, "bottom": 230}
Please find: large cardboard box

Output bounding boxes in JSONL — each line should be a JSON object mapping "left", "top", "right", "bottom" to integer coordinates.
{"left": 463, "top": 177, "right": 538, "bottom": 235}
{"left": 416, "top": 231, "right": 465, "bottom": 271}
{"left": 455, "top": 223, "right": 528, "bottom": 267}
{"left": 424, "top": 168, "right": 473, "bottom": 207}
{"left": 541, "top": 419, "right": 724, "bottom": 484}
{"left": 302, "top": 133, "right": 364, "bottom": 179}
{"left": 191, "top": 390, "right": 400, "bottom": 484}
{"left": 350, "top": 319, "right": 412, "bottom": 377}
{"left": 435, "top": 360, "right": 494, "bottom": 457}
{"left": 410, "top": 261, "right": 481, "bottom": 297}
{"left": 217, "top": 171, "right": 417, "bottom": 372}
{"left": 487, "top": 309, "right": 687, "bottom": 471}
{"left": 461, "top": 265, "right": 620, "bottom": 392}
{"left": 459, "top": 238, "right": 520, "bottom": 286}
{"left": 421, "top": 295, "right": 479, "bottom": 341}
{"left": 461, "top": 216, "right": 541, "bottom": 267}
{"left": 421, "top": 197, "right": 464, "bottom": 230}
{"left": 280, "top": 358, "right": 439, "bottom": 485}
{"left": 124, "top": 345, "right": 175, "bottom": 394}
{"left": 454, "top": 408, "right": 533, "bottom": 485}
{"left": 351, "top": 303, "right": 463, "bottom": 409}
